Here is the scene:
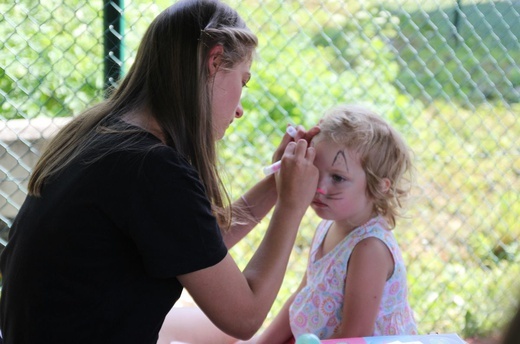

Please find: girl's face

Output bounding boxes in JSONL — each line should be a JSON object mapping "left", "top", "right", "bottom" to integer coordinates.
{"left": 311, "top": 139, "right": 375, "bottom": 230}
{"left": 211, "top": 58, "right": 252, "bottom": 140}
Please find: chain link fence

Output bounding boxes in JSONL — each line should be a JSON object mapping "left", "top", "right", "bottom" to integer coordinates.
{"left": 1, "top": 0, "right": 519, "bottom": 339}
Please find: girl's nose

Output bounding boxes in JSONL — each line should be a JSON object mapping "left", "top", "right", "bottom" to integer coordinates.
{"left": 235, "top": 103, "right": 244, "bottom": 118}
{"left": 316, "top": 175, "right": 326, "bottom": 195}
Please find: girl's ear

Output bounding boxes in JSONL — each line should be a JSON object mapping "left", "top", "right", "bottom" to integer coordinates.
{"left": 208, "top": 45, "right": 224, "bottom": 77}
{"left": 379, "top": 178, "right": 391, "bottom": 193}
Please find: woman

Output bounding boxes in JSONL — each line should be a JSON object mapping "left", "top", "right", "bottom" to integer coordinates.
{"left": 0, "top": 1, "right": 319, "bottom": 343}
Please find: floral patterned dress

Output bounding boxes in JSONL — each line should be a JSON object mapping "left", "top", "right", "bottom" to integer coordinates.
{"left": 289, "top": 216, "right": 418, "bottom": 339}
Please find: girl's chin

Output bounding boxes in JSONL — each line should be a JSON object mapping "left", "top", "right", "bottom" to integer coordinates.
{"left": 311, "top": 206, "right": 332, "bottom": 219}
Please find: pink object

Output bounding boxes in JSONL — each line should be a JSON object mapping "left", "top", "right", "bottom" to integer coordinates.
{"left": 316, "top": 188, "right": 326, "bottom": 194}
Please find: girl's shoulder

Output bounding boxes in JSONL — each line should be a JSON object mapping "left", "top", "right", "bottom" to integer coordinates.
{"left": 348, "top": 216, "right": 400, "bottom": 249}
{"left": 352, "top": 216, "right": 390, "bottom": 237}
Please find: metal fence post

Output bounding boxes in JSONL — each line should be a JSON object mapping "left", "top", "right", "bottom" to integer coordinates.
{"left": 103, "top": 0, "right": 124, "bottom": 96}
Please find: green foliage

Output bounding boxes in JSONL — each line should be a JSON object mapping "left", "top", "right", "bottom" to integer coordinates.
{"left": 392, "top": 2, "right": 520, "bottom": 105}
{"left": 381, "top": 101, "right": 520, "bottom": 337}
{"left": 0, "top": 0, "right": 105, "bottom": 120}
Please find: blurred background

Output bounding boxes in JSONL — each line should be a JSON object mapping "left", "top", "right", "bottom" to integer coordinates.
{"left": 1, "top": 0, "right": 519, "bottom": 340}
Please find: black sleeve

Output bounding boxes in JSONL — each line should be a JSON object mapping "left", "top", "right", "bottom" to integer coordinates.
{"left": 125, "top": 146, "right": 228, "bottom": 278}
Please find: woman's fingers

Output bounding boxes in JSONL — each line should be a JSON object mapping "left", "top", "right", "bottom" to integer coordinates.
{"left": 303, "top": 125, "right": 321, "bottom": 143}
{"left": 275, "top": 140, "right": 318, "bottom": 210}
{"left": 271, "top": 124, "right": 320, "bottom": 165}
{"left": 288, "top": 138, "right": 316, "bottom": 161}
{"left": 292, "top": 125, "right": 320, "bottom": 144}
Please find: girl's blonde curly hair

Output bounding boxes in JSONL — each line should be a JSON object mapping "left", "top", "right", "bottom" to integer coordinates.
{"left": 314, "top": 104, "right": 415, "bottom": 228}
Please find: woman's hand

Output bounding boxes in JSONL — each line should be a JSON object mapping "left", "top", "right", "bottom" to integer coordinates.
{"left": 275, "top": 138, "right": 318, "bottom": 214}
{"left": 271, "top": 125, "right": 320, "bottom": 164}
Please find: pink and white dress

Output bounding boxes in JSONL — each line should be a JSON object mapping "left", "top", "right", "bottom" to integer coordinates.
{"left": 289, "top": 216, "right": 418, "bottom": 339}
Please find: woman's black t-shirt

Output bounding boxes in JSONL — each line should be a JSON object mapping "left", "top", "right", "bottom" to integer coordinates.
{"left": 0, "top": 129, "right": 228, "bottom": 343}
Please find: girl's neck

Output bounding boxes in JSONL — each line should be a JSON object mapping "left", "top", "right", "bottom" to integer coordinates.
{"left": 332, "top": 212, "right": 379, "bottom": 235}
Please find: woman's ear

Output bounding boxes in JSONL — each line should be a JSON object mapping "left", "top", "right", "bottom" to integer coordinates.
{"left": 208, "top": 45, "right": 224, "bottom": 76}
{"left": 379, "top": 178, "right": 391, "bottom": 193}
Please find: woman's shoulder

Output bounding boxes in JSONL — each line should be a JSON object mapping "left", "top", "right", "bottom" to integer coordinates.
{"left": 86, "top": 127, "right": 197, "bottom": 187}
{"left": 102, "top": 127, "right": 191, "bottom": 170}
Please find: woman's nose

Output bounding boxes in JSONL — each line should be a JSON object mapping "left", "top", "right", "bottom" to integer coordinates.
{"left": 235, "top": 103, "right": 244, "bottom": 118}
{"left": 316, "top": 188, "right": 326, "bottom": 195}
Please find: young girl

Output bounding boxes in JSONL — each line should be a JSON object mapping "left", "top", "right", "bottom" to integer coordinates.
{"left": 248, "top": 104, "right": 418, "bottom": 343}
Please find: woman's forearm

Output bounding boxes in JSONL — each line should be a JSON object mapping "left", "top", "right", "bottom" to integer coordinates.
{"left": 224, "top": 175, "right": 278, "bottom": 248}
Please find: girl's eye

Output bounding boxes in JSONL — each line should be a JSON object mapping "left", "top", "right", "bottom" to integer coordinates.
{"left": 332, "top": 174, "right": 346, "bottom": 183}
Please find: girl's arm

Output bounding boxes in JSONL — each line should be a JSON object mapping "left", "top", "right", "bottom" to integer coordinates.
{"left": 254, "top": 294, "right": 296, "bottom": 344}
{"left": 330, "top": 237, "right": 394, "bottom": 339}
{"left": 178, "top": 140, "right": 318, "bottom": 341}
{"left": 253, "top": 275, "right": 308, "bottom": 344}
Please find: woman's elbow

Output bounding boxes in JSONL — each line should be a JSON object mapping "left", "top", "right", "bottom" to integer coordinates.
{"left": 226, "top": 313, "right": 264, "bottom": 340}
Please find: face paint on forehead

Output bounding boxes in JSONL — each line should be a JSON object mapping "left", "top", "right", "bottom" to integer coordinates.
{"left": 332, "top": 149, "right": 349, "bottom": 171}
